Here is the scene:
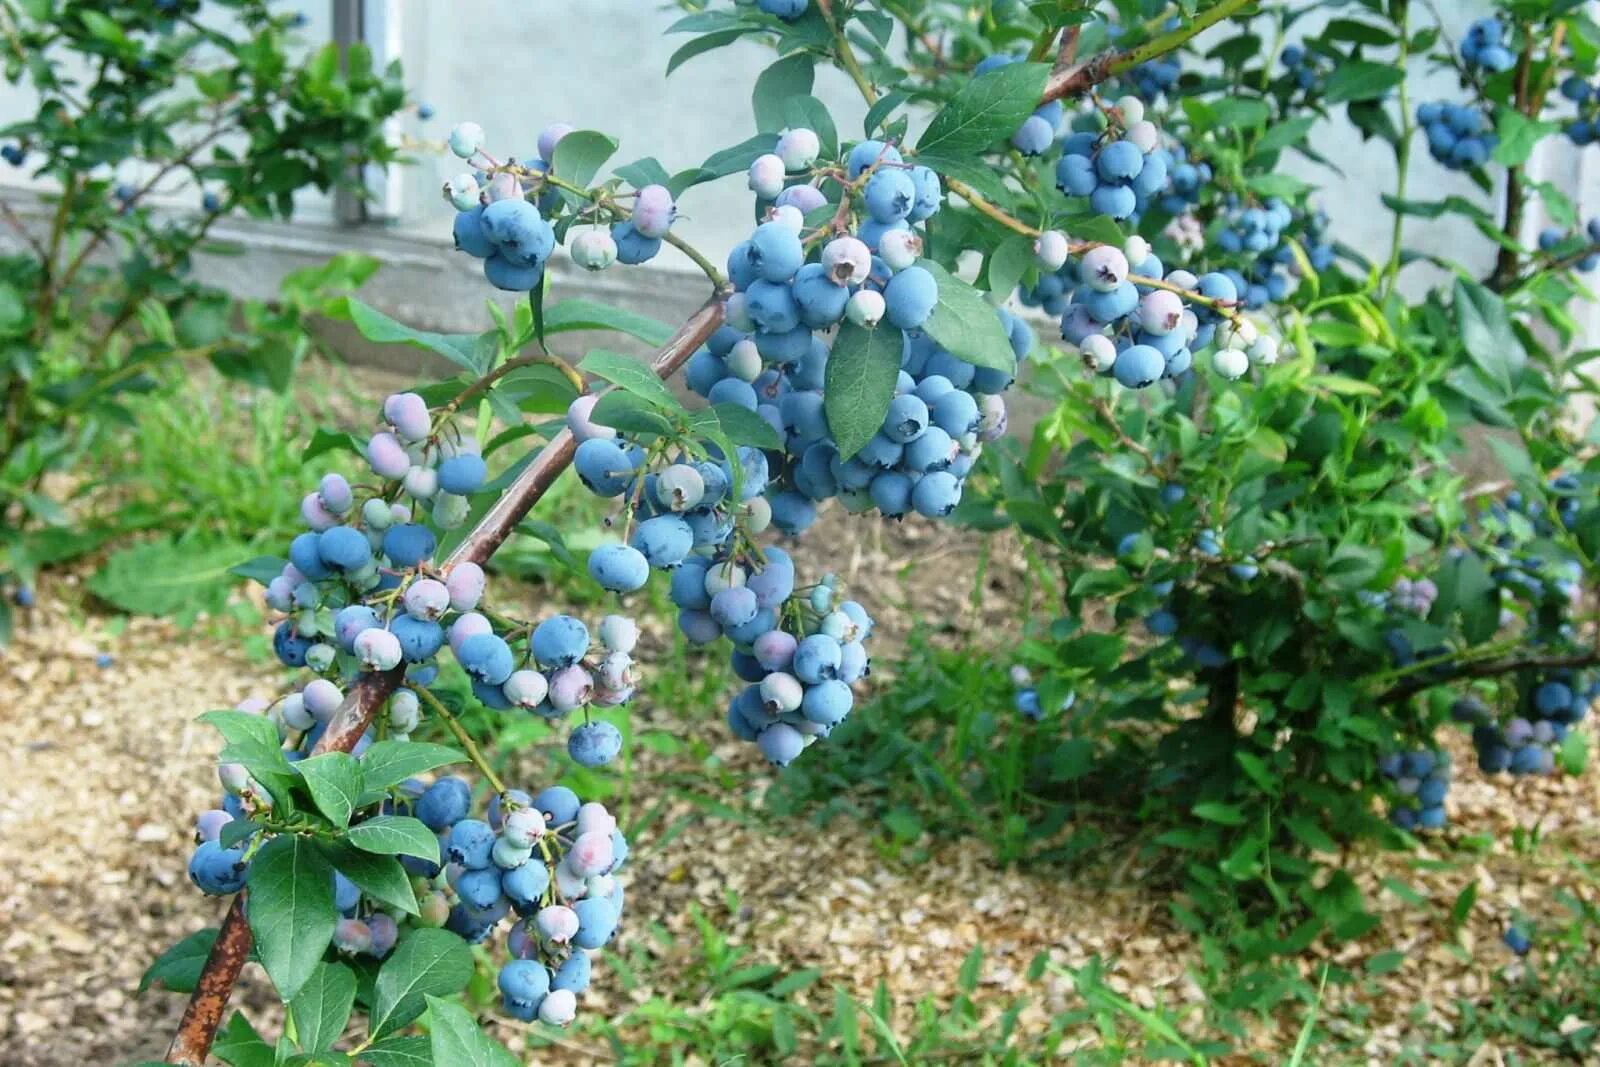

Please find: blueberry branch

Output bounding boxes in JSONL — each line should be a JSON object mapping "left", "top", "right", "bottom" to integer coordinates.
{"left": 1041, "top": 0, "right": 1255, "bottom": 104}
{"left": 163, "top": 293, "right": 730, "bottom": 1066}
{"left": 818, "top": 0, "right": 879, "bottom": 105}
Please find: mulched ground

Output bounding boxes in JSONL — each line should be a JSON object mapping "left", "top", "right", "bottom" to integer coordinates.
{"left": 2, "top": 517, "right": 1596, "bottom": 1065}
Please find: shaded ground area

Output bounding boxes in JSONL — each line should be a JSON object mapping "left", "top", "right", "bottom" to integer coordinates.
{"left": 1, "top": 517, "right": 1595, "bottom": 1064}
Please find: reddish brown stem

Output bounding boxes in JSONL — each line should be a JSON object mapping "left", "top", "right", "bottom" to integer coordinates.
{"left": 163, "top": 292, "right": 728, "bottom": 1065}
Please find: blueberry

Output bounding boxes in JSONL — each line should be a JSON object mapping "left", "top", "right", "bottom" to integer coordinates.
{"left": 589, "top": 543, "right": 650, "bottom": 593}
{"left": 863, "top": 168, "right": 916, "bottom": 223}
{"left": 748, "top": 221, "right": 805, "bottom": 283}
{"left": 532, "top": 615, "right": 590, "bottom": 668}
{"left": 437, "top": 453, "right": 487, "bottom": 495}
{"left": 382, "top": 524, "right": 437, "bottom": 568}
{"left": 458, "top": 632, "right": 514, "bottom": 686}
{"left": 480, "top": 199, "right": 555, "bottom": 268}
{"left": 884, "top": 266, "right": 937, "bottom": 330}
{"left": 846, "top": 139, "right": 903, "bottom": 180}
{"left": 611, "top": 219, "right": 662, "bottom": 264}
{"left": 911, "top": 470, "right": 963, "bottom": 517}
{"left": 569, "top": 721, "right": 623, "bottom": 767}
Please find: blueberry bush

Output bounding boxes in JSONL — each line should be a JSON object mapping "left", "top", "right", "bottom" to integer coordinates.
{"left": 0, "top": 0, "right": 403, "bottom": 634}
{"left": 80, "top": 0, "right": 1599, "bottom": 1062}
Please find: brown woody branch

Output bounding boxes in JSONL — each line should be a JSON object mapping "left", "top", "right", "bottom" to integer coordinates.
{"left": 164, "top": 292, "right": 729, "bottom": 1065}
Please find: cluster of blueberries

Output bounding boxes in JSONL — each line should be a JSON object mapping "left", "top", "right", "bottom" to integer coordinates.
{"left": 1213, "top": 199, "right": 1334, "bottom": 310}
{"left": 1054, "top": 97, "right": 1169, "bottom": 222}
{"left": 1125, "top": 55, "right": 1181, "bottom": 102}
{"left": 447, "top": 121, "right": 679, "bottom": 290}
{"left": 1417, "top": 101, "right": 1498, "bottom": 170}
{"left": 1455, "top": 680, "right": 1591, "bottom": 777}
{"left": 262, "top": 389, "right": 637, "bottom": 768}
{"left": 1153, "top": 143, "right": 1211, "bottom": 217}
{"left": 1459, "top": 17, "right": 1517, "bottom": 74}
{"left": 1560, "top": 74, "right": 1600, "bottom": 146}
{"left": 1279, "top": 45, "right": 1332, "bottom": 93}
{"left": 972, "top": 53, "right": 1066, "bottom": 155}
{"left": 409, "top": 779, "right": 626, "bottom": 1026}
{"left": 1040, "top": 240, "right": 1279, "bottom": 386}
{"left": 1537, "top": 218, "right": 1600, "bottom": 272}
{"left": 1377, "top": 749, "right": 1451, "bottom": 831}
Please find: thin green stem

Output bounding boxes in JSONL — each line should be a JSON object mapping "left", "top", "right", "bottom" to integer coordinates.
{"left": 819, "top": 0, "right": 878, "bottom": 105}
{"left": 414, "top": 685, "right": 507, "bottom": 794}
{"left": 1043, "top": 0, "right": 1255, "bottom": 103}
{"left": 1382, "top": 0, "right": 1412, "bottom": 300}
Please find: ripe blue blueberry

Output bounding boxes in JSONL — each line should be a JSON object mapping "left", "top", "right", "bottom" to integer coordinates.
{"left": 911, "top": 470, "right": 963, "bottom": 517}
{"left": 382, "top": 524, "right": 437, "bottom": 568}
{"left": 589, "top": 543, "right": 650, "bottom": 593}
{"left": 611, "top": 219, "right": 662, "bottom": 264}
{"left": 458, "top": 632, "right": 515, "bottom": 686}
{"left": 863, "top": 168, "right": 916, "bottom": 223}
{"left": 416, "top": 776, "right": 472, "bottom": 831}
{"left": 884, "top": 266, "right": 937, "bottom": 330}
{"left": 533, "top": 615, "right": 590, "bottom": 669}
{"left": 569, "top": 721, "right": 623, "bottom": 767}
{"left": 631, "top": 515, "right": 695, "bottom": 568}
{"left": 437, "top": 453, "right": 487, "bottom": 495}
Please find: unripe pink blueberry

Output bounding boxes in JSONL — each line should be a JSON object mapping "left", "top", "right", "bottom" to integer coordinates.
{"left": 822, "top": 236, "right": 872, "bottom": 285}
{"left": 445, "top": 561, "right": 485, "bottom": 611}
{"left": 404, "top": 577, "right": 450, "bottom": 621}
{"left": 300, "top": 492, "right": 337, "bottom": 531}
{"left": 1080, "top": 246, "right": 1129, "bottom": 292}
{"left": 1124, "top": 120, "right": 1159, "bottom": 153}
{"left": 537, "top": 122, "right": 575, "bottom": 161}
{"left": 571, "top": 229, "right": 617, "bottom": 271}
{"left": 1034, "top": 230, "right": 1070, "bottom": 271}
{"left": 1138, "top": 291, "right": 1185, "bottom": 335}
{"left": 566, "top": 394, "right": 616, "bottom": 443}
{"left": 389, "top": 502, "right": 412, "bottom": 524}
{"left": 367, "top": 913, "right": 398, "bottom": 958}
{"left": 877, "top": 228, "right": 923, "bottom": 271}
{"left": 303, "top": 678, "right": 344, "bottom": 722}
{"left": 354, "top": 628, "right": 403, "bottom": 671}
{"left": 535, "top": 904, "right": 579, "bottom": 945}
{"left": 502, "top": 807, "right": 546, "bottom": 847}
{"left": 553, "top": 858, "right": 586, "bottom": 899}
{"left": 577, "top": 801, "right": 615, "bottom": 836}
{"left": 846, "top": 289, "right": 885, "bottom": 327}
{"left": 596, "top": 650, "right": 636, "bottom": 691}
{"left": 449, "top": 612, "right": 493, "bottom": 655}
{"left": 484, "top": 171, "right": 519, "bottom": 202}
{"left": 776, "top": 127, "right": 821, "bottom": 171}
{"left": 195, "top": 809, "right": 233, "bottom": 843}
{"left": 318, "top": 473, "right": 354, "bottom": 515}
{"left": 1166, "top": 267, "right": 1198, "bottom": 290}
{"left": 567, "top": 830, "right": 614, "bottom": 876}
{"left": 767, "top": 203, "right": 805, "bottom": 232}
{"left": 631, "top": 184, "right": 676, "bottom": 239}
{"left": 218, "top": 762, "right": 252, "bottom": 795}
{"left": 366, "top": 432, "right": 411, "bottom": 480}
{"left": 753, "top": 629, "right": 797, "bottom": 671}
{"left": 748, "top": 154, "right": 786, "bottom": 199}
{"left": 384, "top": 393, "right": 431, "bottom": 442}
{"left": 760, "top": 671, "right": 804, "bottom": 714}
{"left": 547, "top": 664, "right": 594, "bottom": 711}
{"left": 502, "top": 668, "right": 549, "bottom": 708}
{"left": 538, "top": 988, "right": 577, "bottom": 1026}
{"left": 418, "top": 890, "right": 451, "bottom": 927}
{"left": 775, "top": 184, "right": 827, "bottom": 213}
{"left": 333, "top": 918, "right": 372, "bottom": 954}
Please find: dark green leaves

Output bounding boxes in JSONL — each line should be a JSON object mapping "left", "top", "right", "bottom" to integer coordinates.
{"left": 1492, "top": 111, "right": 1560, "bottom": 168}
{"left": 138, "top": 928, "right": 218, "bottom": 994}
{"left": 824, "top": 321, "right": 904, "bottom": 459}
{"left": 295, "top": 753, "right": 361, "bottom": 828}
{"left": 1432, "top": 550, "right": 1498, "bottom": 644}
{"left": 549, "top": 130, "right": 619, "bottom": 189}
{"left": 753, "top": 53, "right": 815, "bottom": 133}
{"left": 544, "top": 299, "right": 673, "bottom": 346}
{"left": 579, "top": 350, "right": 682, "bottom": 413}
{"left": 246, "top": 836, "right": 337, "bottom": 1002}
{"left": 426, "top": 996, "right": 520, "bottom": 1067}
{"left": 917, "top": 62, "right": 1048, "bottom": 165}
{"left": 340, "top": 299, "right": 495, "bottom": 377}
{"left": 1453, "top": 279, "right": 1526, "bottom": 391}
{"left": 1322, "top": 61, "right": 1404, "bottom": 104}
{"left": 920, "top": 260, "right": 1017, "bottom": 374}
{"left": 321, "top": 843, "right": 419, "bottom": 916}
{"left": 357, "top": 741, "right": 464, "bottom": 801}
{"left": 345, "top": 815, "right": 440, "bottom": 862}
{"left": 288, "top": 962, "right": 357, "bottom": 1055}
{"left": 370, "top": 930, "right": 475, "bottom": 1038}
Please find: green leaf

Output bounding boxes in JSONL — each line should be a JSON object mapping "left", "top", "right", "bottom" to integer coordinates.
{"left": 295, "top": 753, "right": 363, "bottom": 829}
{"left": 579, "top": 349, "right": 683, "bottom": 412}
{"left": 1255, "top": 116, "right": 1317, "bottom": 154}
{"left": 303, "top": 428, "right": 365, "bottom": 463}
{"left": 984, "top": 234, "right": 1034, "bottom": 297}
{"left": 346, "top": 815, "right": 441, "bottom": 862}
{"left": 359, "top": 1036, "right": 432, "bottom": 1067}
{"left": 320, "top": 843, "right": 419, "bottom": 916}
{"left": 246, "top": 836, "right": 338, "bottom": 1003}
{"left": 709, "top": 403, "right": 784, "bottom": 451}
{"left": 919, "top": 260, "right": 1016, "bottom": 373}
{"left": 1322, "top": 61, "right": 1405, "bottom": 104}
{"left": 667, "top": 28, "right": 748, "bottom": 76}
{"left": 370, "top": 930, "right": 476, "bottom": 1038}
{"left": 590, "top": 390, "right": 678, "bottom": 437}
{"left": 1192, "top": 802, "right": 1247, "bottom": 826}
{"left": 229, "top": 556, "right": 286, "bottom": 586}
{"left": 289, "top": 962, "right": 357, "bottom": 1054}
{"left": 199, "top": 709, "right": 283, "bottom": 755}
{"left": 426, "top": 995, "right": 521, "bottom": 1067}
{"left": 1453, "top": 279, "right": 1526, "bottom": 390}
{"left": 1493, "top": 111, "right": 1560, "bottom": 167}
{"left": 340, "top": 299, "right": 494, "bottom": 376}
{"left": 139, "top": 928, "right": 218, "bottom": 994}
{"left": 824, "top": 321, "right": 903, "bottom": 459}
{"left": 752, "top": 53, "right": 815, "bottom": 134}
{"left": 357, "top": 741, "right": 465, "bottom": 798}
{"left": 90, "top": 538, "right": 251, "bottom": 617}
{"left": 549, "top": 130, "right": 619, "bottom": 189}
{"left": 213, "top": 1011, "right": 275, "bottom": 1067}
{"left": 917, "top": 62, "right": 1049, "bottom": 162}
{"left": 613, "top": 157, "right": 673, "bottom": 191}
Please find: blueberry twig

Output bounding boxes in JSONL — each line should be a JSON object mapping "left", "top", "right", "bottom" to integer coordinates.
{"left": 412, "top": 684, "right": 507, "bottom": 794}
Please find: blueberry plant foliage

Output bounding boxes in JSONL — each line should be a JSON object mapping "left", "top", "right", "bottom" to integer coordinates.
{"left": 0, "top": 0, "right": 403, "bottom": 636}
{"left": 121, "top": 0, "right": 1600, "bottom": 1058}
{"left": 930, "top": 0, "right": 1600, "bottom": 958}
